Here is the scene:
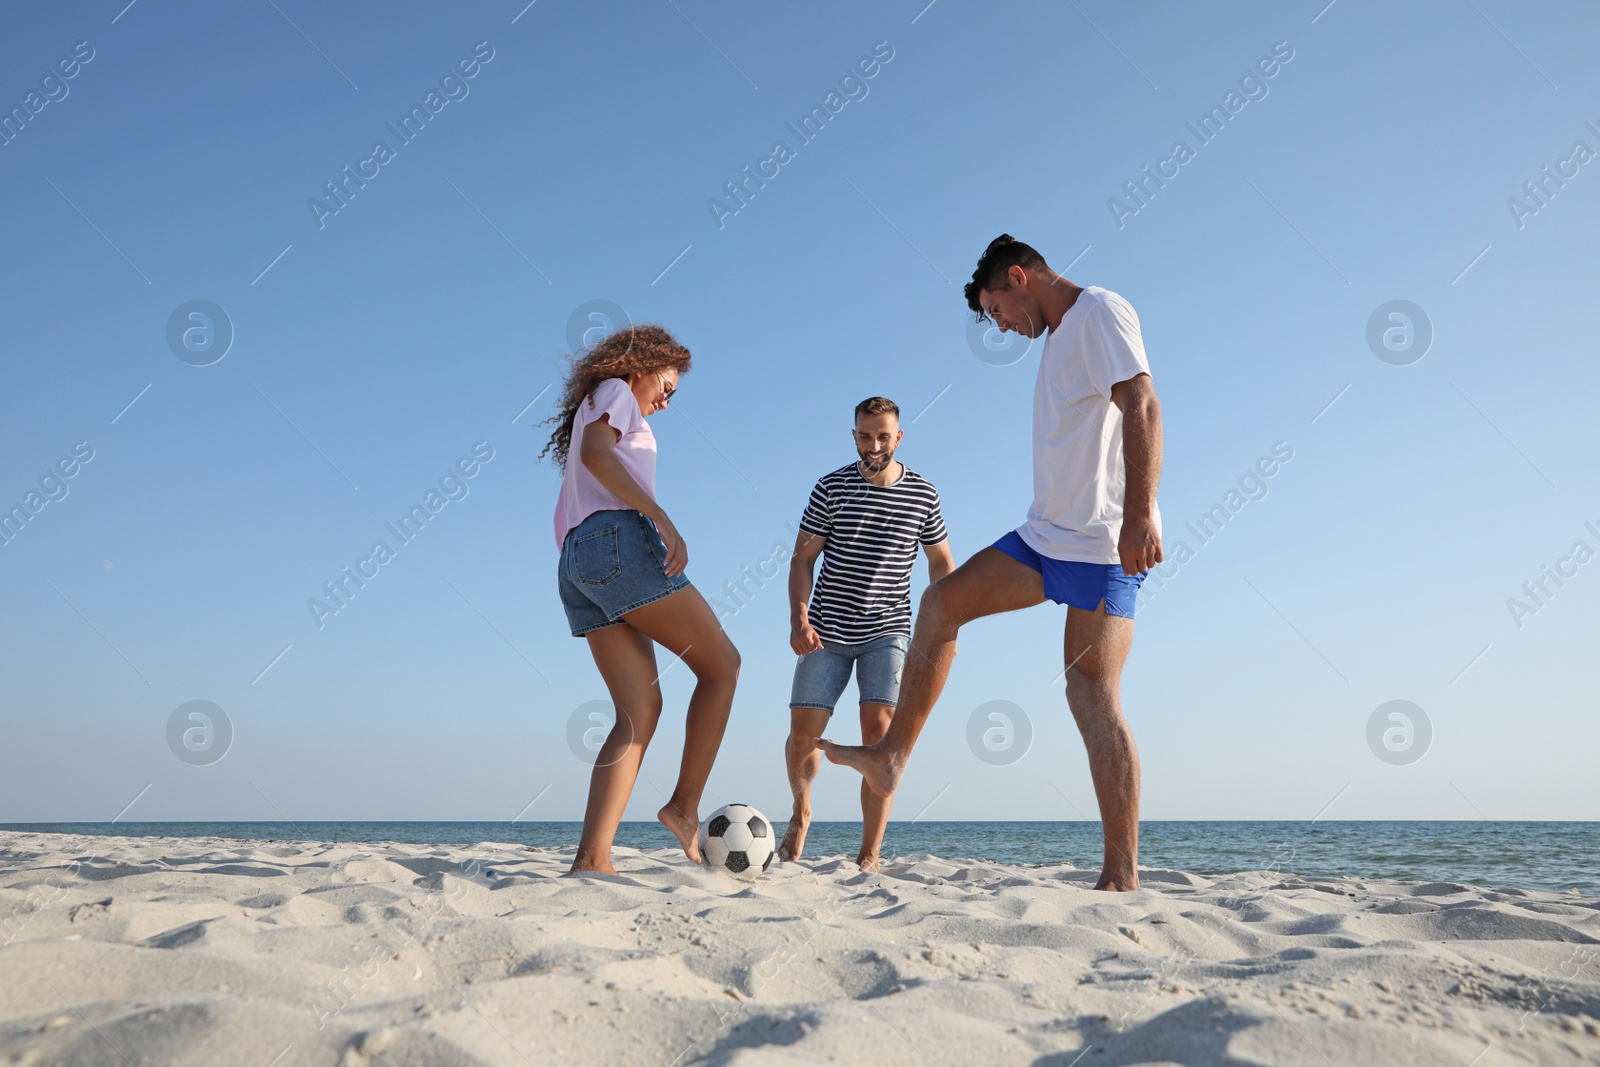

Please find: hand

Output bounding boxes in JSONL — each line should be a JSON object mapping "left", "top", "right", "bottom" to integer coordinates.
{"left": 1117, "top": 513, "right": 1163, "bottom": 576}
{"left": 790, "top": 619, "right": 823, "bottom": 655}
{"left": 652, "top": 511, "right": 688, "bottom": 576}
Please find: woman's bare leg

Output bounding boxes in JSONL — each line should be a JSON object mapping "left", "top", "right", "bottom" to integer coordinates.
{"left": 617, "top": 585, "right": 741, "bottom": 862}
{"left": 570, "top": 622, "right": 664, "bottom": 874}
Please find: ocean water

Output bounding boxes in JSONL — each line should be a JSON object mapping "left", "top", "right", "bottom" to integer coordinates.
{"left": 3, "top": 821, "right": 1595, "bottom": 894}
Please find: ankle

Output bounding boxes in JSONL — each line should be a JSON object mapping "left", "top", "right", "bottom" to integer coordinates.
{"left": 874, "top": 740, "right": 906, "bottom": 761}
{"left": 661, "top": 797, "right": 697, "bottom": 819}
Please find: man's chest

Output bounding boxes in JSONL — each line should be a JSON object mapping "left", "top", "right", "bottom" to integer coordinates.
{"left": 825, "top": 491, "right": 924, "bottom": 547}
{"left": 1036, "top": 333, "right": 1099, "bottom": 415}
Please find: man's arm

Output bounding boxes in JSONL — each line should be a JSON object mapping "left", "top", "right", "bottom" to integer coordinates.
{"left": 923, "top": 538, "right": 955, "bottom": 583}
{"left": 788, "top": 530, "right": 826, "bottom": 654}
{"left": 1110, "top": 372, "right": 1163, "bottom": 576}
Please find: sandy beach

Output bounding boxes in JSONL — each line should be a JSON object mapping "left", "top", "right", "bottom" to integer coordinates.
{"left": 1, "top": 831, "right": 1597, "bottom": 1066}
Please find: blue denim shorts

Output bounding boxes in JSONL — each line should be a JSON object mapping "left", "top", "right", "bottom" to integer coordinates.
{"left": 992, "top": 529, "right": 1144, "bottom": 617}
{"left": 558, "top": 509, "right": 691, "bottom": 637}
{"left": 790, "top": 633, "right": 910, "bottom": 714}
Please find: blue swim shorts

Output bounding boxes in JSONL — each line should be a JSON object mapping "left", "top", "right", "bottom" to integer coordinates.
{"left": 558, "top": 508, "right": 691, "bottom": 636}
{"left": 991, "top": 529, "right": 1144, "bottom": 618}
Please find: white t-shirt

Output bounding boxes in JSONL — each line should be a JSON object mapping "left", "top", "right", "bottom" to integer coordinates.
{"left": 1019, "top": 286, "right": 1160, "bottom": 564}
{"left": 552, "top": 377, "right": 657, "bottom": 549}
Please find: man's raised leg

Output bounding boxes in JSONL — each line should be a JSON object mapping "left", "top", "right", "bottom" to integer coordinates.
{"left": 1063, "top": 602, "right": 1140, "bottom": 891}
{"left": 780, "top": 706, "right": 831, "bottom": 861}
{"left": 818, "top": 548, "right": 1044, "bottom": 796}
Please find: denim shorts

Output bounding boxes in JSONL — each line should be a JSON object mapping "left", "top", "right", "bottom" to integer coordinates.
{"left": 790, "top": 633, "right": 910, "bottom": 714}
{"left": 992, "top": 529, "right": 1144, "bottom": 617}
{"left": 558, "top": 509, "right": 691, "bottom": 636}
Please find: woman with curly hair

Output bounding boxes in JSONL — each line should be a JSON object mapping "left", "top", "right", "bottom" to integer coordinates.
{"left": 542, "top": 323, "right": 740, "bottom": 874}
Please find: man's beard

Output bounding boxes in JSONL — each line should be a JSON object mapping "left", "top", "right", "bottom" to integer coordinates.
{"left": 858, "top": 447, "right": 895, "bottom": 473}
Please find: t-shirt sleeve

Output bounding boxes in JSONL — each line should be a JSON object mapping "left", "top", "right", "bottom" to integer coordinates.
{"left": 919, "top": 485, "right": 949, "bottom": 546}
{"left": 1084, "top": 293, "right": 1152, "bottom": 398}
{"left": 797, "top": 478, "right": 832, "bottom": 539}
{"left": 582, "top": 378, "right": 642, "bottom": 437}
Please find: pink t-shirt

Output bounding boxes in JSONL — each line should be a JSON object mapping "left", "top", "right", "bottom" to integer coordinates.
{"left": 553, "top": 377, "right": 658, "bottom": 548}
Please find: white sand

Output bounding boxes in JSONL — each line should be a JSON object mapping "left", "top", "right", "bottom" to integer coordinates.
{"left": 1, "top": 832, "right": 1597, "bottom": 1066}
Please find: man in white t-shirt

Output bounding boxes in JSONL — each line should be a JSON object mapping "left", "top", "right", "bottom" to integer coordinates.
{"left": 819, "top": 235, "right": 1164, "bottom": 892}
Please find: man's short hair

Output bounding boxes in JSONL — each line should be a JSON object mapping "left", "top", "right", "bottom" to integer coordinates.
{"left": 965, "top": 234, "right": 1049, "bottom": 320}
{"left": 854, "top": 396, "right": 899, "bottom": 420}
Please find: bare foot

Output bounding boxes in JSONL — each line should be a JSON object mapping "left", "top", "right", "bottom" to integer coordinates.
{"left": 815, "top": 738, "right": 904, "bottom": 799}
{"left": 856, "top": 851, "right": 880, "bottom": 873}
{"left": 779, "top": 808, "right": 810, "bottom": 862}
{"left": 658, "top": 803, "right": 702, "bottom": 864}
{"left": 1093, "top": 868, "right": 1140, "bottom": 891}
{"left": 566, "top": 857, "right": 617, "bottom": 876}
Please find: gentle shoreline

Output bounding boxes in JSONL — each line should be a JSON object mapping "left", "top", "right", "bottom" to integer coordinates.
{"left": 5, "top": 820, "right": 1596, "bottom": 895}
{"left": 2, "top": 830, "right": 1597, "bottom": 1066}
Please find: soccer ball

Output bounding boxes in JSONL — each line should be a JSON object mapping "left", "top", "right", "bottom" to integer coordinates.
{"left": 699, "top": 803, "right": 775, "bottom": 879}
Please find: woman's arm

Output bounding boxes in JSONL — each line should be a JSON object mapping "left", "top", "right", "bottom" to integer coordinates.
{"left": 578, "top": 413, "right": 687, "bottom": 575}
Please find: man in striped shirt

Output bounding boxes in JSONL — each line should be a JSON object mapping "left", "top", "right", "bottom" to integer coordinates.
{"left": 781, "top": 396, "right": 955, "bottom": 871}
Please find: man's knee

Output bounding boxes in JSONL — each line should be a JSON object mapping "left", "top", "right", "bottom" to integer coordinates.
{"left": 1064, "top": 671, "right": 1134, "bottom": 753}
{"left": 919, "top": 578, "right": 964, "bottom": 633}
{"left": 1064, "top": 663, "right": 1118, "bottom": 713}
{"left": 859, "top": 704, "right": 892, "bottom": 744}
{"left": 788, "top": 712, "right": 827, "bottom": 751}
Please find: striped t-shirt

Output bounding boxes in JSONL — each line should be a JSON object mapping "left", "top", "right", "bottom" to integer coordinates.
{"left": 798, "top": 462, "right": 948, "bottom": 644}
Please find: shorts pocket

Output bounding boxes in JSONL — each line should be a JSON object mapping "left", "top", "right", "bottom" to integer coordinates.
{"left": 636, "top": 513, "right": 668, "bottom": 567}
{"left": 573, "top": 525, "right": 621, "bottom": 586}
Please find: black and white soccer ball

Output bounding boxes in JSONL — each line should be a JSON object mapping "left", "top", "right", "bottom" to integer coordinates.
{"left": 699, "top": 803, "right": 775, "bottom": 879}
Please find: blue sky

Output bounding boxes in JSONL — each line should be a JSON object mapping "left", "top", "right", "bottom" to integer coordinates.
{"left": 2, "top": 0, "right": 1596, "bottom": 830}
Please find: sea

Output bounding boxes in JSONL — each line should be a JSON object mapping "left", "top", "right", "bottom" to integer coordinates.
{"left": 2, "top": 821, "right": 1595, "bottom": 895}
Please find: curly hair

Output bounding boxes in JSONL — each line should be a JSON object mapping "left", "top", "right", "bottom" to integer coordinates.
{"left": 539, "top": 323, "right": 693, "bottom": 469}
